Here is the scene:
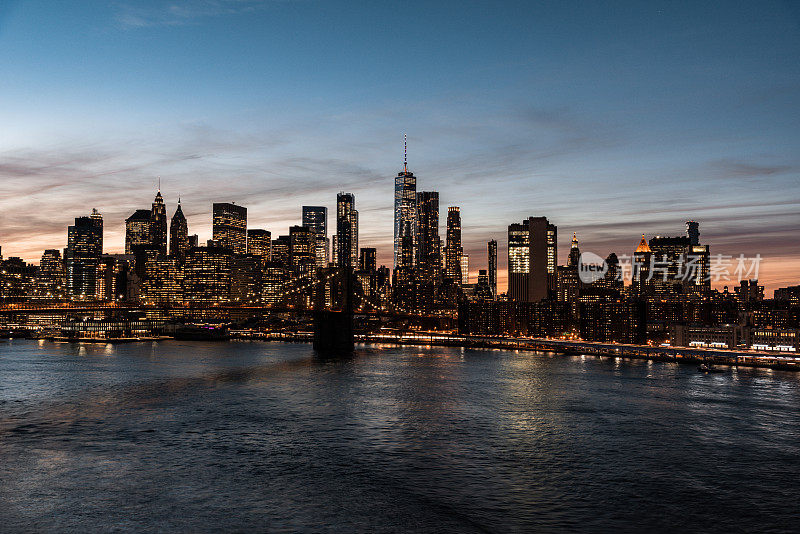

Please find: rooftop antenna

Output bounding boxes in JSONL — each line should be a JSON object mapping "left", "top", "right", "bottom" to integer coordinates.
{"left": 403, "top": 133, "right": 407, "bottom": 172}
{"left": 158, "top": 177, "right": 161, "bottom": 192}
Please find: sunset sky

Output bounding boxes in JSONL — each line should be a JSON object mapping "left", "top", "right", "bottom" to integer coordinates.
{"left": 0, "top": 1, "right": 798, "bottom": 294}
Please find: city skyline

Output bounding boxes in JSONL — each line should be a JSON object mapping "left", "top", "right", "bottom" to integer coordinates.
{"left": 1, "top": 1, "right": 799, "bottom": 294}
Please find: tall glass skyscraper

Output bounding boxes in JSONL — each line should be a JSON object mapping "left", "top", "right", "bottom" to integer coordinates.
{"left": 488, "top": 239, "right": 498, "bottom": 299}
{"left": 302, "top": 206, "right": 328, "bottom": 266}
{"left": 394, "top": 135, "right": 416, "bottom": 270}
{"left": 336, "top": 193, "right": 358, "bottom": 268}
{"left": 445, "top": 207, "right": 463, "bottom": 284}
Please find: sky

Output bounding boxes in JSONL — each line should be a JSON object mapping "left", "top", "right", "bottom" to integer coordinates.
{"left": 0, "top": 0, "right": 798, "bottom": 295}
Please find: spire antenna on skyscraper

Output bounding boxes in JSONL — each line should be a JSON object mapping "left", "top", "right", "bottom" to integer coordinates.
{"left": 403, "top": 133, "right": 407, "bottom": 172}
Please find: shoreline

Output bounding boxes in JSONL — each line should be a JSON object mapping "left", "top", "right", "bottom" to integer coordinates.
{"left": 10, "top": 332, "right": 797, "bottom": 372}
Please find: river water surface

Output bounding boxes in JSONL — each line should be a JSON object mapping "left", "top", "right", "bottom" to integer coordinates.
{"left": 0, "top": 339, "right": 798, "bottom": 532}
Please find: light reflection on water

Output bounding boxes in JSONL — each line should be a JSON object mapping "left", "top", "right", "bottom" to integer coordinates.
{"left": 0, "top": 339, "right": 799, "bottom": 533}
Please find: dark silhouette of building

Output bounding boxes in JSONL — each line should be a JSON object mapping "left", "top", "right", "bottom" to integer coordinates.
{"left": 507, "top": 216, "right": 556, "bottom": 302}
{"left": 488, "top": 239, "right": 497, "bottom": 299}
{"left": 415, "top": 191, "right": 441, "bottom": 312}
{"left": 150, "top": 189, "right": 168, "bottom": 255}
{"left": 169, "top": 200, "right": 189, "bottom": 262}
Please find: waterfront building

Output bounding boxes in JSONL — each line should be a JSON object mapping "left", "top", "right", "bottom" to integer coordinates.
{"left": 212, "top": 202, "right": 247, "bottom": 254}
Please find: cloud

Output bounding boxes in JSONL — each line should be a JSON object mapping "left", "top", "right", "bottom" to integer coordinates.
{"left": 114, "top": 0, "right": 276, "bottom": 29}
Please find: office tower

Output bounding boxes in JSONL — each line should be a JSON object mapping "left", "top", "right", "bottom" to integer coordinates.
{"left": 568, "top": 232, "right": 581, "bottom": 267}
{"left": 415, "top": 191, "right": 441, "bottom": 311}
{"left": 289, "top": 225, "right": 315, "bottom": 271}
{"left": 487, "top": 240, "right": 497, "bottom": 299}
{"left": 247, "top": 229, "right": 272, "bottom": 265}
{"left": 633, "top": 234, "right": 652, "bottom": 297}
{"left": 359, "top": 248, "right": 377, "bottom": 273}
{"left": 213, "top": 202, "right": 247, "bottom": 254}
{"left": 445, "top": 207, "right": 463, "bottom": 283}
{"left": 34, "top": 249, "right": 66, "bottom": 299}
{"left": 65, "top": 210, "right": 103, "bottom": 299}
{"left": 507, "top": 217, "right": 556, "bottom": 302}
{"left": 336, "top": 193, "right": 358, "bottom": 268}
{"left": 184, "top": 245, "right": 232, "bottom": 306}
{"left": 230, "top": 254, "right": 262, "bottom": 304}
{"left": 125, "top": 210, "right": 152, "bottom": 254}
{"left": 474, "top": 270, "right": 493, "bottom": 300}
{"left": 150, "top": 189, "right": 167, "bottom": 255}
{"left": 169, "top": 200, "right": 189, "bottom": 262}
{"left": 686, "top": 220, "right": 700, "bottom": 246}
{"left": 271, "top": 235, "right": 291, "bottom": 268}
{"left": 302, "top": 206, "right": 329, "bottom": 266}
{"left": 394, "top": 134, "right": 417, "bottom": 270}
{"left": 262, "top": 261, "right": 288, "bottom": 305}
{"left": 331, "top": 235, "right": 338, "bottom": 266}
{"left": 460, "top": 254, "right": 469, "bottom": 284}
{"left": 188, "top": 234, "right": 199, "bottom": 248}
{"left": 139, "top": 255, "right": 183, "bottom": 305}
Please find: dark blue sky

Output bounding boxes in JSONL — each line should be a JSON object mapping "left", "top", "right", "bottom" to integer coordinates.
{"left": 1, "top": 1, "right": 798, "bottom": 291}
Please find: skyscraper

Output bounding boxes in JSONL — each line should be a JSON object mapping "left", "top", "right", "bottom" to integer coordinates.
{"left": 445, "top": 207, "right": 463, "bottom": 284}
{"left": 302, "top": 206, "right": 328, "bottom": 266}
{"left": 415, "top": 191, "right": 441, "bottom": 311}
{"left": 507, "top": 216, "right": 556, "bottom": 302}
{"left": 169, "top": 200, "right": 189, "bottom": 262}
{"left": 336, "top": 193, "right": 358, "bottom": 268}
{"left": 359, "top": 247, "right": 377, "bottom": 273}
{"left": 125, "top": 209, "right": 151, "bottom": 254}
{"left": 213, "top": 203, "right": 247, "bottom": 254}
{"left": 65, "top": 210, "right": 103, "bottom": 299}
{"left": 289, "top": 225, "right": 315, "bottom": 271}
{"left": 394, "top": 134, "right": 416, "bottom": 270}
{"left": 150, "top": 189, "right": 167, "bottom": 256}
{"left": 247, "top": 229, "right": 272, "bottom": 265}
{"left": 487, "top": 240, "right": 497, "bottom": 299}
